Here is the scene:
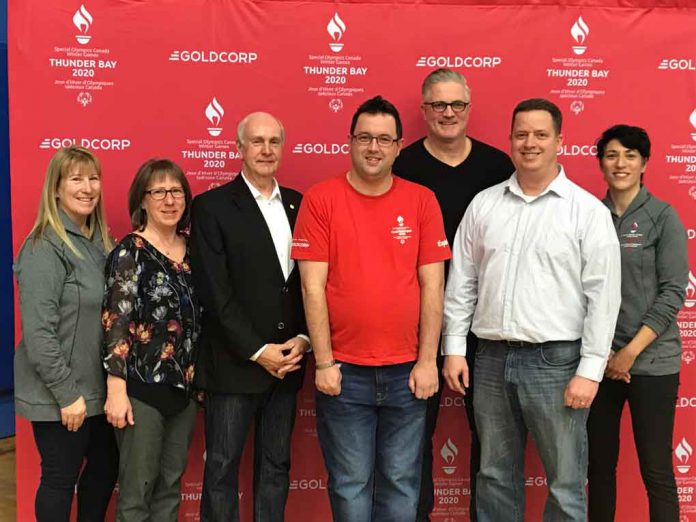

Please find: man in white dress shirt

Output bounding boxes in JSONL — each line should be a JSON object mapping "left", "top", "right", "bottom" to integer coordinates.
{"left": 442, "top": 98, "right": 621, "bottom": 521}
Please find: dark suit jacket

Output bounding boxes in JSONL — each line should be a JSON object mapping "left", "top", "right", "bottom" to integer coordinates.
{"left": 190, "top": 174, "right": 307, "bottom": 394}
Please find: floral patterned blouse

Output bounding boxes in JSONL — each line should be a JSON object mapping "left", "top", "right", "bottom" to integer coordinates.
{"left": 102, "top": 233, "right": 201, "bottom": 392}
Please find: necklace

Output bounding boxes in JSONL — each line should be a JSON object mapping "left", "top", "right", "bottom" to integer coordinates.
{"left": 137, "top": 231, "right": 179, "bottom": 259}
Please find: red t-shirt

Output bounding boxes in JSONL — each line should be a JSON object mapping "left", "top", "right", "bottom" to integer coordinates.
{"left": 292, "top": 174, "right": 451, "bottom": 365}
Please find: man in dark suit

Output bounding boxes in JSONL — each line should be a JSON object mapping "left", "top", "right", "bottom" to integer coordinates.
{"left": 190, "top": 111, "right": 309, "bottom": 522}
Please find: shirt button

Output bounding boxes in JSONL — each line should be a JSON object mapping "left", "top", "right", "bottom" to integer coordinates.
{"left": 277, "top": 322, "right": 285, "bottom": 330}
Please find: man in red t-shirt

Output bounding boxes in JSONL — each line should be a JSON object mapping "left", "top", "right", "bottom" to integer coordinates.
{"left": 292, "top": 96, "right": 451, "bottom": 522}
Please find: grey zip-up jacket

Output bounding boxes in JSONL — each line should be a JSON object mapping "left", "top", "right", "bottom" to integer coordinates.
{"left": 14, "top": 211, "right": 109, "bottom": 421}
{"left": 604, "top": 186, "right": 688, "bottom": 376}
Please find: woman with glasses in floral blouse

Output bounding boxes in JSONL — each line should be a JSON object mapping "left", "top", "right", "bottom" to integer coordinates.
{"left": 102, "top": 158, "right": 201, "bottom": 521}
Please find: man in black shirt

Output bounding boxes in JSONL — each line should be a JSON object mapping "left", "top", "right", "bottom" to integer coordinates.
{"left": 392, "top": 68, "right": 514, "bottom": 522}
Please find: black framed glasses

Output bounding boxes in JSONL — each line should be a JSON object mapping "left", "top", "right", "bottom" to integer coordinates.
{"left": 351, "top": 133, "right": 399, "bottom": 147}
{"left": 145, "top": 188, "right": 185, "bottom": 200}
{"left": 423, "top": 101, "right": 470, "bottom": 113}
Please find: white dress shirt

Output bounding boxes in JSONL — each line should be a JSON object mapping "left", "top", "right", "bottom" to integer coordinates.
{"left": 241, "top": 172, "right": 308, "bottom": 360}
{"left": 442, "top": 167, "right": 621, "bottom": 381}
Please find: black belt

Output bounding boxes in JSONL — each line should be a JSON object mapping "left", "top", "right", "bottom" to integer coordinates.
{"left": 502, "top": 340, "right": 539, "bottom": 348}
{"left": 498, "top": 339, "right": 579, "bottom": 348}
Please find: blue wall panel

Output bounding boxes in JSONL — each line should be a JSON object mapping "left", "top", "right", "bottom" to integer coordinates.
{"left": 0, "top": 0, "right": 15, "bottom": 437}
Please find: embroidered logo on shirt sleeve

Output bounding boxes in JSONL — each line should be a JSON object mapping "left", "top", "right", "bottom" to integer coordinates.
{"left": 292, "top": 238, "right": 310, "bottom": 248}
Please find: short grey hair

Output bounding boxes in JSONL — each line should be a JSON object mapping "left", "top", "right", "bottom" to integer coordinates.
{"left": 236, "top": 112, "right": 286, "bottom": 144}
{"left": 421, "top": 68, "right": 471, "bottom": 99}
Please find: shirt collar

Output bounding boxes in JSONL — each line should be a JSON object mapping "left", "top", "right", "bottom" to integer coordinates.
{"left": 602, "top": 185, "right": 649, "bottom": 216}
{"left": 505, "top": 165, "right": 571, "bottom": 201}
{"left": 241, "top": 171, "right": 281, "bottom": 202}
{"left": 58, "top": 208, "right": 103, "bottom": 244}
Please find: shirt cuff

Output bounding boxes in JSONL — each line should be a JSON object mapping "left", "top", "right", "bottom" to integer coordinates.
{"left": 441, "top": 335, "right": 468, "bottom": 356}
{"left": 575, "top": 355, "right": 606, "bottom": 382}
{"left": 249, "top": 344, "right": 268, "bottom": 362}
{"left": 297, "top": 334, "right": 312, "bottom": 352}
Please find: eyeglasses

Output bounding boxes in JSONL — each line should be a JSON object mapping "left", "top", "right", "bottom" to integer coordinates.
{"left": 145, "top": 188, "right": 185, "bottom": 200}
{"left": 351, "top": 133, "right": 399, "bottom": 147}
{"left": 423, "top": 101, "right": 470, "bottom": 113}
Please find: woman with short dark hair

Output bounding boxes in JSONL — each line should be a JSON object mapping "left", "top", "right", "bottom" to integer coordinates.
{"left": 14, "top": 146, "right": 118, "bottom": 521}
{"left": 587, "top": 125, "right": 688, "bottom": 521}
{"left": 102, "top": 158, "right": 200, "bottom": 520}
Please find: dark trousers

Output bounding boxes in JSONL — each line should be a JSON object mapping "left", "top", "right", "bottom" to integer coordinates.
{"left": 417, "top": 351, "right": 480, "bottom": 522}
{"left": 587, "top": 373, "right": 680, "bottom": 522}
{"left": 32, "top": 414, "right": 119, "bottom": 522}
{"left": 201, "top": 385, "right": 298, "bottom": 522}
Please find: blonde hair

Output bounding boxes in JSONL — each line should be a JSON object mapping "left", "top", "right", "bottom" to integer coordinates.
{"left": 29, "top": 146, "right": 112, "bottom": 256}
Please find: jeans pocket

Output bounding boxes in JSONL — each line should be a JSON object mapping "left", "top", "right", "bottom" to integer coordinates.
{"left": 475, "top": 338, "right": 489, "bottom": 357}
{"left": 539, "top": 342, "right": 580, "bottom": 367}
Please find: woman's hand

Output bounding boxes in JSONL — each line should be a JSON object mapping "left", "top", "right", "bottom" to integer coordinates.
{"left": 105, "top": 374, "right": 134, "bottom": 429}
{"left": 60, "top": 396, "right": 87, "bottom": 432}
{"left": 605, "top": 349, "right": 636, "bottom": 383}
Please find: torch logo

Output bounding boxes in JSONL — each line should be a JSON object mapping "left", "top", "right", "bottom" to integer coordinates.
{"left": 675, "top": 438, "right": 693, "bottom": 474}
{"left": 73, "top": 5, "right": 93, "bottom": 45}
{"left": 440, "top": 438, "right": 459, "bottom": 475}
{"left": 686, "top": 271, "right": 696, "bottom": 308}
{"left": 205, "top": 98, "right": 224, "bottom": 137}
{"left": 327, "top": 13, "right": 346, "bottom": 53}
{"left": 570, "top": 16, "right": 589, "bottom": 55}
{"left": 690, "top": 109, "right": 696, "bottom": 142}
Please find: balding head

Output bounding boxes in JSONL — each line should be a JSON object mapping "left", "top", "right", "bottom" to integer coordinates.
{"left": 236, "top": 111, "right": 285, "bottom": 182}
{"left": 236, "top": 112, "right": 285, "bottom": 145}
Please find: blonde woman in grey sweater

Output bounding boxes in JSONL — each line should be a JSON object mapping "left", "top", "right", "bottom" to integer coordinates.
{"left": 14, "top": 146, "right": 118, "bottom": 522}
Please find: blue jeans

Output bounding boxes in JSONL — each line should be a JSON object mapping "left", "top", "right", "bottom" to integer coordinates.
{"left": 316, "top": 361, "right": 426, "bottom": 522}
{"left": 473, "top": 339, "right": 588, "bottom": 522}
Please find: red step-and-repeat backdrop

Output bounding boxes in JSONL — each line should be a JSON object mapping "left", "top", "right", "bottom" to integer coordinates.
{"left": 8, "top": 1, "right": 696, "bottom": 520}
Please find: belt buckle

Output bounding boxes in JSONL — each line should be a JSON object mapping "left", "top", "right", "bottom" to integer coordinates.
{"left": 505, "top": 340, "right": 526, "bottom": 348}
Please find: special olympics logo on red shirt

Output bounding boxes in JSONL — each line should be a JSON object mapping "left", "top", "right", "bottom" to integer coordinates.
{"left": 391, "top": 216, "right": 413, "bottom": 245}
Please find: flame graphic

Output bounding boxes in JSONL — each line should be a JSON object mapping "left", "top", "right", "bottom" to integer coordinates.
{"left": 440, "top": 438, "right": 459, "bottom": 465}
{"left": 570, "top": 16, "right": 589, "bottom": 45}
{"left": 327, "top": 13, "right": 346, "bottom": 42}
{"left": 205, "top": 98, "right": 224, "bottom": 126}
{"left": 686, "top": 271, "right": 696, "bottom": 307}
{"left": 676, "top": 438, "right": 693, "bottom": 463}
{"left": 73, "top": 5, "right": 93, "bottom": 33}
{"left": 690, "top": 109, "right": 696, "bottom": 130}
